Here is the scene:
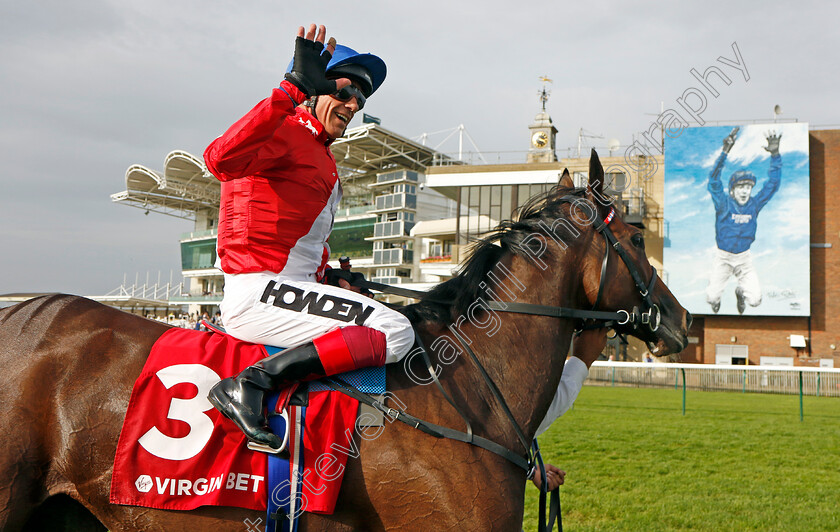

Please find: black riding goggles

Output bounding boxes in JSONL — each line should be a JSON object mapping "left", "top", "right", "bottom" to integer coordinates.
{"left": 331, "top": 84, "right": 366, "bottom": 110}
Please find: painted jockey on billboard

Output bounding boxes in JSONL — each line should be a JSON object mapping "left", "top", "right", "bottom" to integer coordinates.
{"left": 706, "top": 127, "right": 782, "bottom": 314}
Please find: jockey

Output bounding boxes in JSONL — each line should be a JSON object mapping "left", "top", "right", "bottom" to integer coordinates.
{"left": 204, "top": 24, "right": 414, "bottom": 449}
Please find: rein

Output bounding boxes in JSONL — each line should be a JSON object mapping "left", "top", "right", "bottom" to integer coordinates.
{"left": 356, "top": 195, "right": 661, "bottom": 335}
{"left": 332, "top": 196, "right": 659, "bottom": 532}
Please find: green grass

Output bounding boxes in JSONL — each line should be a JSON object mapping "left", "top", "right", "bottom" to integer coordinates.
{"left": 523, "top": 386, "right": 840, "bottom": 531}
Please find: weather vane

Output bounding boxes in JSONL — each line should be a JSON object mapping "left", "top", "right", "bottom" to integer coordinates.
{"left": 538, "top": 75, "right": 552, "bottom": 112}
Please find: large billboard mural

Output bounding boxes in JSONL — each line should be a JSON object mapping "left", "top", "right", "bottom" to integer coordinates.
{"left": 664, "top": 123, "right": 810, "bottom": 316}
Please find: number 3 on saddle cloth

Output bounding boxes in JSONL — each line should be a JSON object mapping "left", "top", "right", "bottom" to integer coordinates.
{"left": 109, "top": 327, "right": 385, "bottom": 530}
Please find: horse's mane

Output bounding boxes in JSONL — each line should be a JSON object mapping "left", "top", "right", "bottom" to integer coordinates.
{"left": 402, "top": 185, "right": 594, "bottom": 326}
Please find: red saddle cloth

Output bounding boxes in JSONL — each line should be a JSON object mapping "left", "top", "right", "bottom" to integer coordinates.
{"left": 109, "top": 327, "right": 358, "bottom": 513}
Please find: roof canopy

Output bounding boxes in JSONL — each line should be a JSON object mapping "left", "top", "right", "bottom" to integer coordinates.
{"left": 111, "top": 150, "right": 220, "bottom": 219}
{"left": 113, "top": 125, "right": 454, "bottom": 219}
{"left": 333, "top": 123, "right": 458, "bottom": 176}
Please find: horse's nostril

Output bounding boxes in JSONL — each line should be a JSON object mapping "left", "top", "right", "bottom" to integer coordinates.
{"left": 685, "top": 311, "right": 693, "bottom": 329}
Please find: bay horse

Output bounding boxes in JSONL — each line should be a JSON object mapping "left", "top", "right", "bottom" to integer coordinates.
{"left": 0, "top": 151, "right": 690, "bottom": 531}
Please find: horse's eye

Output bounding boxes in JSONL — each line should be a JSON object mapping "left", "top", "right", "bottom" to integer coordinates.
{"left": 631, "top": 234, "right": 645, "bottom": 249}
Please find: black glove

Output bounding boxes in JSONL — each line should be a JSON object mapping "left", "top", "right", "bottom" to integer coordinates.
{"left": 325, "top": 268, "right": 354, "bottom": 287}
{"left": 284, "top": 37, "right": 337, "bottom": 98}
{"left": 325, "top": 269, "right": 373, "bottom": 297}
{"left": 764, "top": 132, "right": 782, "bottom": 157}
{"left": 722, "top": 126, "right": 739, "bottom": 154}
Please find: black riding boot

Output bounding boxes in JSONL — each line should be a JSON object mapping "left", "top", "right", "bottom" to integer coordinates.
{"left": 207, "top": 342, "right": 326, "bottom": 449}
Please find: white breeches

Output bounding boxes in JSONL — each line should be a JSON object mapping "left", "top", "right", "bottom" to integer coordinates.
{"left": 705, "top": 249, "right": 762, "bottom": 306}
{"left": 220, "top": 272, "right": 415, "bottom": 364}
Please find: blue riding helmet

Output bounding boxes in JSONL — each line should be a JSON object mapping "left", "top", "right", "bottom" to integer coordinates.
{"left": 286, "top": 44, "right": 386, "bottom": 98}
{"left": 729, "top": 170, "right": 756, "bottom": 192}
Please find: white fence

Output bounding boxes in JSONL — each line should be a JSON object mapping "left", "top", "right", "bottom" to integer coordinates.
{"left": 587, "top": 361, "right": 840, "bottom": 398}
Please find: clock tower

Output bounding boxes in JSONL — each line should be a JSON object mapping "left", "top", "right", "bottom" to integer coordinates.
{"left": 527, "top": 78, "right": 558, "bottom": 163}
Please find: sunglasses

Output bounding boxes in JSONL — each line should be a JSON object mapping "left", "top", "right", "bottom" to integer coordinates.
{"left": 332, "top": 85, "right": 366, "bottom": 110}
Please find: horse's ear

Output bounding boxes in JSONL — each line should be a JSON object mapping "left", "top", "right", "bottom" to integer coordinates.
{"left": 587, "top": 149, "right": 605, "bottom": 198}
{"left": 558, "top": 168, "right": 573, "bottom": 189}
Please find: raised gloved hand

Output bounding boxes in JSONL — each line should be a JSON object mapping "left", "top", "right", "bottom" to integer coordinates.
{"left": 764, "top": 131, "right": 782, "bottom": 157}
{"left": 722, "top": 126, "right": 739, "bottom": 154}
{"left": 284, "top": 24, "right": 350, "bottom": 98}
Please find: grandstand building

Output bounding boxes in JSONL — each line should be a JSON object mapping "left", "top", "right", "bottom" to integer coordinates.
{"left": 110, "top": 105, "right": 840, "bottom": 367}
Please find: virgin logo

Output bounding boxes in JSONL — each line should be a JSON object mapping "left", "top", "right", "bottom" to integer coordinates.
{"left": 135, "top": 475, "right": 153, "bottom": 493}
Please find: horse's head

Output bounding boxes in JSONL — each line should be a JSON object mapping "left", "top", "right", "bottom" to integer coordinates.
{"left": 562, "top": 149, "right": 691, "bottom": 357}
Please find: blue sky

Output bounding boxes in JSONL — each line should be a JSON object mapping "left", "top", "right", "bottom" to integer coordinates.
{"left": 664, "top": 123, "right": 810, "bottom": 315}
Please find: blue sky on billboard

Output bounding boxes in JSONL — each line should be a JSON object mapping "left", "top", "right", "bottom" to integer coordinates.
{"left": 664, "top": 123, "right": 810, "bottom": 316}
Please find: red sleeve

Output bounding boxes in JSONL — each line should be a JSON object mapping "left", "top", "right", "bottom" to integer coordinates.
{"left": 203, "top": 81, "right": 307, "bottom": 182}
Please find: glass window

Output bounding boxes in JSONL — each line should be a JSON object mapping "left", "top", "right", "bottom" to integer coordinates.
{"left": 469, "top": 186, "right": 480, "bottom": 207}
{"left": 606, "top": 172, "right": 628, "bottom": 192}
{"left": 501, "top": 186, "right": 512, "bottom": 219}
{"left": 491, "top": 185, "right": 501, "bottom": 206}
{"left": 181, "top": 240, "right": 217, "bottom": 270}
{"left": 480, "top": 186, "right": 490, "bottom": 232}
{"left": 518, "top": 184, "right": 531, "bottom": 207}
{"left": 490, "top": 205, "right": 501, "bottom": 225}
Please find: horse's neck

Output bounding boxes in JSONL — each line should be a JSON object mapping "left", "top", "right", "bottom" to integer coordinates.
{"left": 436, "top": 252, "right": 582, "bottom": 450}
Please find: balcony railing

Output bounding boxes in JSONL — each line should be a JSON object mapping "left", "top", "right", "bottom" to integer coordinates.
{"left": 374, "top": 193, "right": 417, "bottom": 211}
{"left": 376, "top": 170, "right": 419, "bottom": 185}
{"left": 371, "top": 276, "right": 402, "bottom": 285}
{"left": 420, "top": 255, "right": 452, "bottom": 263}
{"left": 373, "top": 248, "right": 413, "bottom": 266}
{"left": 334, "top": 205, "right": 374, "bottom": 218}
{"left": 180, "top": 228, "right": 218, "bottom": 241}
{"left": 621, "top": 188, "right": 645, "bottom": 217}
{"left": 372, "top": 220, "right": 415, "bottom": 239}
{"left": 169, "top": 293, "right": 224, "bottom": 303}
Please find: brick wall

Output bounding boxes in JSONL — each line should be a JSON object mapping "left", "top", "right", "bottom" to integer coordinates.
{"left": 806, "top": 130, "right": 840, "bottom": 365}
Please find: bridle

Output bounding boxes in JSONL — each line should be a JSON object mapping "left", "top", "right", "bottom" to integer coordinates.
{"left": 327, "top": 195, "right": 663, "bottom": 531}
{"left": 485, "top": 195, "right": 661, "bottom": 335}
{"left": 581, "top": 196, "right": 661, "bottom": 333}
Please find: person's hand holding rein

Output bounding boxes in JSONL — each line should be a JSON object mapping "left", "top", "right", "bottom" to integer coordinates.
{"left": 285, "top": 24, "right": 351, "bottom": 98}
{"left": 531, "top": 464, "right": 566, "bottom": 491}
